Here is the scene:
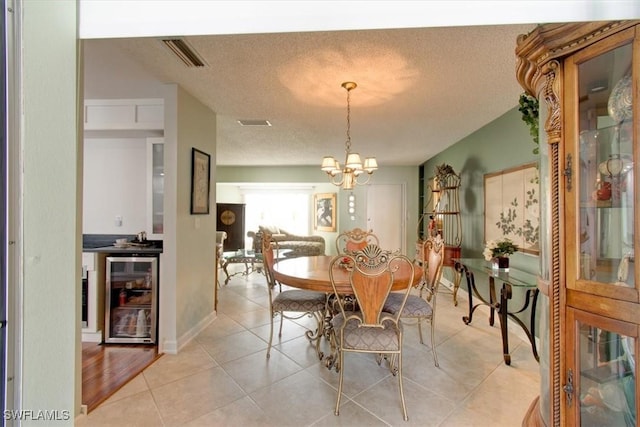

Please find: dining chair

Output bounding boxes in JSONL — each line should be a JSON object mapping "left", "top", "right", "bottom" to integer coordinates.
{"left": 383, "top": 234, "right": 445, "bottom": 367}
{"left": 261, "top": 235, "right": 327, "bottom": 359}
{"left": 215, "top": 231, "right": 227, "bottom": 288}
{"left": 334, "top": 227, "right": 380, "bottom": 254}
{"left": 329, "top": 244, "right": 415, "bottom": 421}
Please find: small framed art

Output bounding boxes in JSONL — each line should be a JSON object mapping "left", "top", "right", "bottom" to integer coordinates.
{"left": 314, "top": 192, "right": 336, "bottom": 232}
{"left": 190, "top": 148, "right": 211, "bottom": 214}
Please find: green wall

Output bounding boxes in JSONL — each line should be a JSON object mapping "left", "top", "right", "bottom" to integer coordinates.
{"left": 421, "top": 106, "right": 539, "bottom": 275}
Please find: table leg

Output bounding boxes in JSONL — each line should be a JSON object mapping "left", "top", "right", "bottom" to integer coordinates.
{"left": 507, "top": 288, "right": 540, "bottom": 362}
{"left": 222, "top": 260, "right": 232, "bottom": 285}
{"left": 458, "top": 263, "right": 482, "bottom": 325}
{"left": 452, "top": 267, "right": 462, "bottom": 306}
{"left": 529, "top": 289, "right": 539, "bottom": 361}
{"left": 324, "top": 295, "right": 339, "bottom": 371}
{"left": 456, "top": 262, "right": 472, "bottom": 325}
{"left": 498, "top": 283, "right": 513, "bottom": 365}
{"left": 488, "top": 276, "right": 496, "bottom": 327}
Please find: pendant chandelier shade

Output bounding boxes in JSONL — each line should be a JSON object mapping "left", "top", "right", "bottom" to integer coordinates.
{"left": 321, "top": 81, "right": 377, "bottom": 190}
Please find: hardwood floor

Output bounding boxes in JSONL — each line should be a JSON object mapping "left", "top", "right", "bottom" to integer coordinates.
{"left": 82, "top": 342, "right": 162, "bottom": 413}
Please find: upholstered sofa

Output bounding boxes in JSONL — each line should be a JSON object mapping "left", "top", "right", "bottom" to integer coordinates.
{"left": 248, "top": 226, "right": 325, "bottom": 258}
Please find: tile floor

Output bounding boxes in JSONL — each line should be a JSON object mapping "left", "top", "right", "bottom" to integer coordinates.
{"left": 76, "top": 265, "right": 540, "bottom": 426}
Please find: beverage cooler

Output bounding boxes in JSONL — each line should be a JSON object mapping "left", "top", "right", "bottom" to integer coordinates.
{"left": 105, "top": 255, "right": 158, "bottom": 344}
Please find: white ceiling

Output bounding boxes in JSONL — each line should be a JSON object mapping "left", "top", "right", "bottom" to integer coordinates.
{"left": 99, "top": 23, "right": 535, "bottom": 167}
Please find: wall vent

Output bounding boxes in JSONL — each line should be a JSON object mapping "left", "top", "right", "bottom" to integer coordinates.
{"left": 161, "top": 39, "right": 207, "bottom": 68}
{"left": 237, "top": 120, "right": 272, "bottom": 127}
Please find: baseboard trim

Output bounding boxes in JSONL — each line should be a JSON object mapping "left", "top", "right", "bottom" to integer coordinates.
{"left": 175, "top": 311, "right": 217, "bottom": 353}
{"left": 81, "top": 330, "right": 103, "bottom": 343}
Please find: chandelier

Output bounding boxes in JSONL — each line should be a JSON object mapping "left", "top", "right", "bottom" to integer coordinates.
{"left": 321, "top": 82, "right": 377, "bottom": 190}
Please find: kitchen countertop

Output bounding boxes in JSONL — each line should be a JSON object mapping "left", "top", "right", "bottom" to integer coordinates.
{"left": 83, "top": 234, "right": 163, "bottom": 254}
{"left": 83, "top": 245, "right": 163, "bottom": 254}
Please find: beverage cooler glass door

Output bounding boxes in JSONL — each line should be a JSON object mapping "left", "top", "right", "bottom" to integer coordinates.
{"left": 105, "top": 256, "right": 158, "bottom": 344}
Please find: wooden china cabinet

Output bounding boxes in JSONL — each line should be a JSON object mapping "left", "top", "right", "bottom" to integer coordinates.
{"left": 516, "top": 21, "right": 639, "bottom": 426}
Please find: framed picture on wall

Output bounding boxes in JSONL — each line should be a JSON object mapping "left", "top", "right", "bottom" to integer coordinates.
{"left": 190, "top": 148, "right": 211, "bottom": 214}
{"left": 484, "top": 162, "right": 539, "bottom": 254}
{"left": 314, "top": 192, "right": 336, "bottom": 232}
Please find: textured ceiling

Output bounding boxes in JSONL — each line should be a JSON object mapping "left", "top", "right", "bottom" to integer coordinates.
{"left": 98, "top": 23, "right": 535, "bottom": 167}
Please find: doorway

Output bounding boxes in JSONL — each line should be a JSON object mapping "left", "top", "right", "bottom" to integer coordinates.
{"left": 366, "top": 184, "right": 406, "bottom": 253}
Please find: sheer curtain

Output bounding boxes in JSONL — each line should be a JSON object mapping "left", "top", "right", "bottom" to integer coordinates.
{"left": 243, "top": 189, "right": 311, "bottom": 248}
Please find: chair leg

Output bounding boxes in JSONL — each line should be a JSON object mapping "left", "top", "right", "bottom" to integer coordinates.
{"left": 266, "top": 312, "right": 275, "bottom": 359}
{"left": 431, "top": 321, "right": 439, "bottom": 367}
{"left": 335, "top": 349, "right": 344, "bottom": 416}
{"left": 397, "top": 350, "right": 408, "bottom": 421}
{"left": 417, "top": 319, "right": 424, "bottom": 344}
{"left": 278, "top": 311, "right": 284, "bottom": 337}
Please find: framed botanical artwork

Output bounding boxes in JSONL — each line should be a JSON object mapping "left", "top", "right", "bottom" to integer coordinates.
{"left": 190, "top": 148, "right": 211, "bottom": 214}
{"left": 314, "top": 192, "right": 337, "bottom": 232}
{"left": 484, "top": 162, "right": 539, "bottom": 255}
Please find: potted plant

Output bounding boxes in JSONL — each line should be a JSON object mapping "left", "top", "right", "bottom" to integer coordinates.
{"left": 518, "top": 93, "right": 539, "bottom": 155}
{"left": 483, "top": 238, "right": 518, "bottom": 270}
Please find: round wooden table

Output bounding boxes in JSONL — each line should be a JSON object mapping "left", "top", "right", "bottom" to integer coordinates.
{"left": 272, "top": 255, "right": 422, "bottom": 294}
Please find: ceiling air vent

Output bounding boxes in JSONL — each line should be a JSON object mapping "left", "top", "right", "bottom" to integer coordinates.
{"left": 237, "top": 120, "right": 272, "bottom": 127}
{"left": 161, "top": 39, "right": 207, "bottom": 68}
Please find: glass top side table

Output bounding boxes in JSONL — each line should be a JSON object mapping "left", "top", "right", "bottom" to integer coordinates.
{"left": 453, "top": 258, "right": 539, "bottom": 365}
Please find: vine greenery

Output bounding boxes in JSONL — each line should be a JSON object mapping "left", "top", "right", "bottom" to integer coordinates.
{"left": 518, "top": 93, "right": 539, "bottom": 155}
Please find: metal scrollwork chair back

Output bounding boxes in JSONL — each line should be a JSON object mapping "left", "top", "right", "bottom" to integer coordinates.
{"left": 329, "top": 243, "right": 415, "bottom": 421}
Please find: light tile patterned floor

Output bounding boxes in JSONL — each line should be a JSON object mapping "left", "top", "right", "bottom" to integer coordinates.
{"left": 76, "top": 265, "right": 540, "bottom": 426}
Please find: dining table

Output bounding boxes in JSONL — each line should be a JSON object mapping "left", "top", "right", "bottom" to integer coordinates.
{"left": 272, "top": 254, "right": 423, "bottom": 371}
{"left": 272, "top": 255, "right": 423, "bottom": 294}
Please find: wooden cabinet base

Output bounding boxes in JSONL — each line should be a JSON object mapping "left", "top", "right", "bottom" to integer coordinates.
{"left": 522, "top": 396, "right": 545, "bottom": 427}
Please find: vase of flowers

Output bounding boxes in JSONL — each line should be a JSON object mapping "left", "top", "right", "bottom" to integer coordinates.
{"left": 483, "top": 238, "right": 518, "bottom": 271}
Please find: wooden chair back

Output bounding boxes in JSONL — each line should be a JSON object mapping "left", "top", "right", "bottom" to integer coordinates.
{"left": 261, "top": 234, "right": 280, "bottom": 291}
{"left": 330, "top": 244, "right": 414, "bottom": 327}
{"left": 421, "top": 234, "right": 445, "bottom": 297}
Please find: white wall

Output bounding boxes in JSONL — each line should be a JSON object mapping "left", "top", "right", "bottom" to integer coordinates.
{"left": 78, "top": 1, "right": 640, "bottom": 39}
{"left": 83, "top": 138, "right": 147, "bottom": 233}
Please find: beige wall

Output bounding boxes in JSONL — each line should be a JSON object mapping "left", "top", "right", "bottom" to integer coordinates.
{"left": 174, "top": 87, "right": 217, "bottom": 343}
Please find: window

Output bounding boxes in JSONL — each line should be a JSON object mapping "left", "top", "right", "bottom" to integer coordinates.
{"left": 243, "top": 188, "right": 312, "bottom": 248}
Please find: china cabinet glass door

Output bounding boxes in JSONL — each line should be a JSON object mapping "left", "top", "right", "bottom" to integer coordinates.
{"left": 569, "top": 33, "right": 635, "bottom": 295}
{"left": 564, "top": 27, "right": 638, "bottom": 425}
{"left": 567, "top": 308, "right": 638, "bottom": 426}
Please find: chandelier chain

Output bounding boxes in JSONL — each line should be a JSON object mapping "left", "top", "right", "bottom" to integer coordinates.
{"left": 345, "top": 88, "right": 351, "bottom": 153}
